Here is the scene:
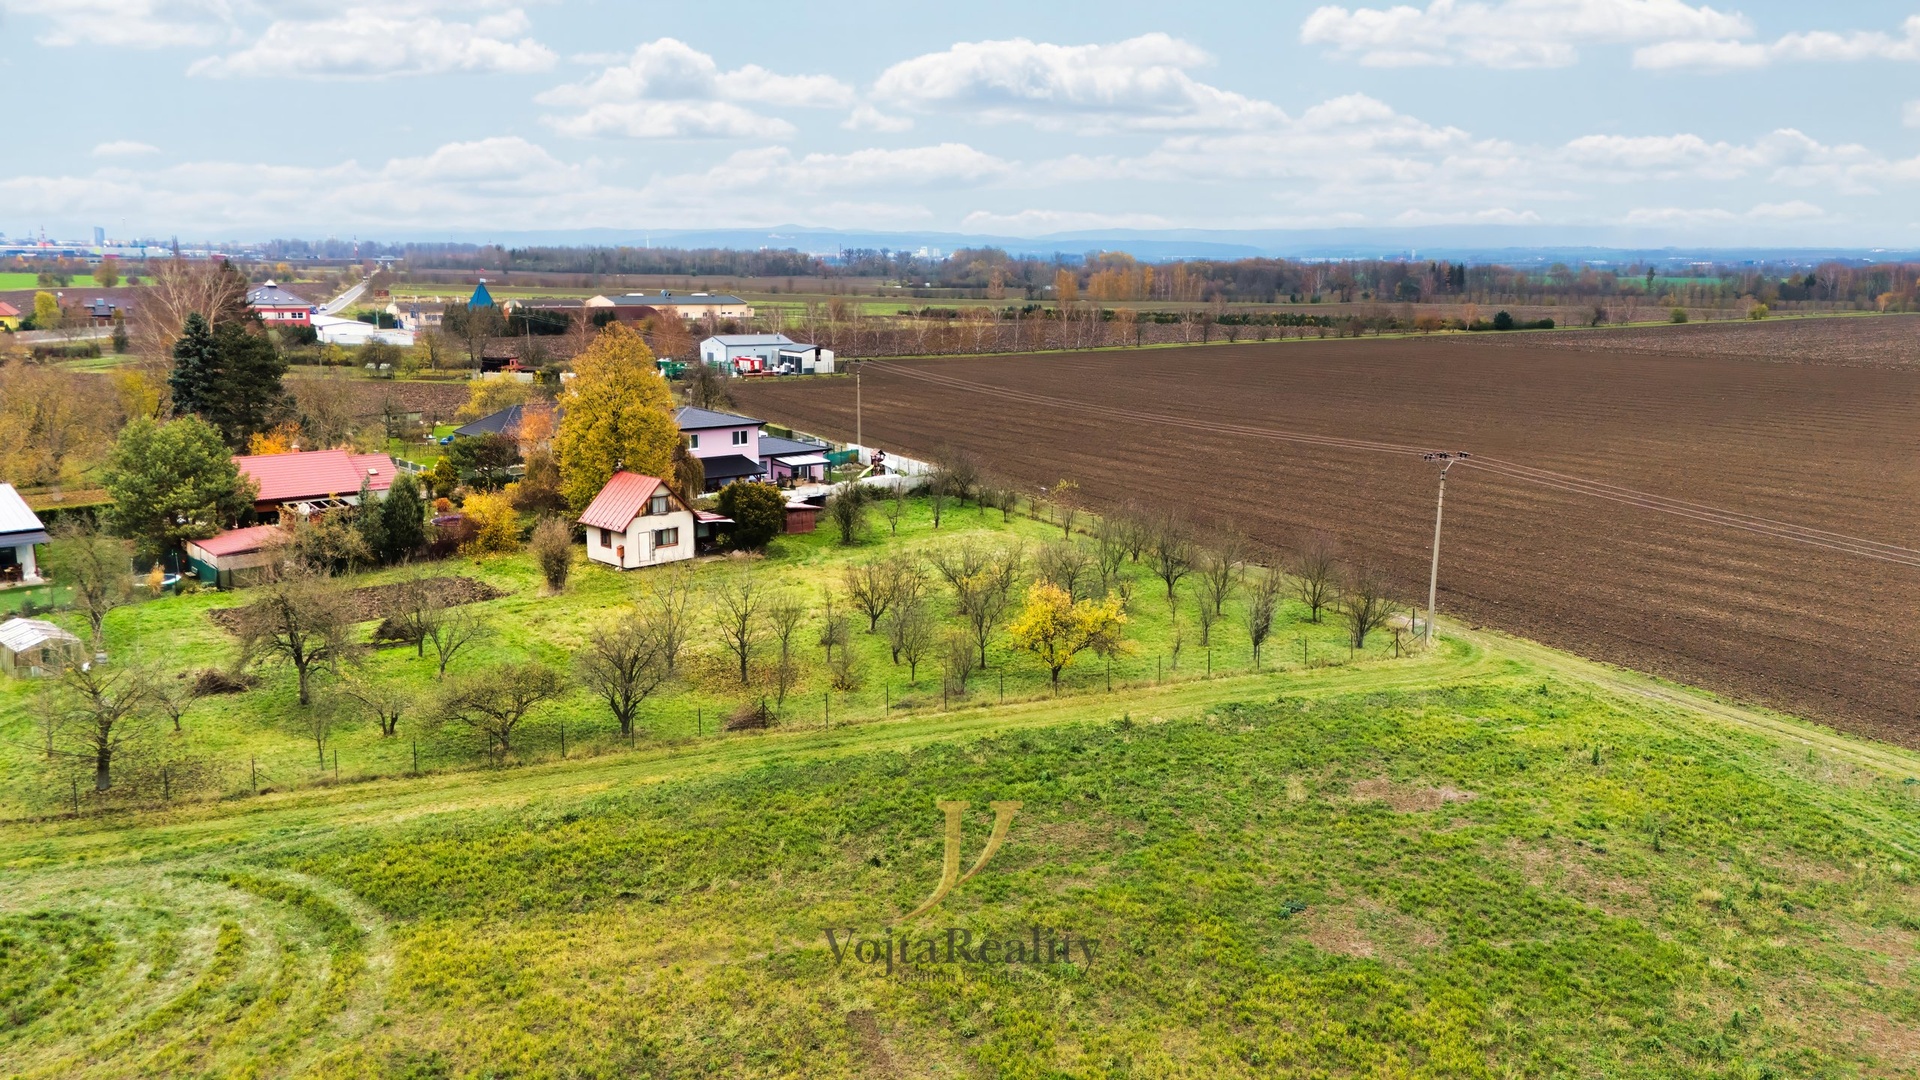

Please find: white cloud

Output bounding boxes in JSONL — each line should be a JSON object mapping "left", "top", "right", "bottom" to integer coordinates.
{"left": 188, "top": 7, "right": 554, "bottom": 78}
{"left": 92, "top": 140, "right": 161, "bottom": 158}
{"left": 1301, "top": 0, "right": 1752, "bottom": 68}
{"left": 1634, "top": 16, "right": 1920, "bottom": 70}
{"left": 1623, "top": 201, "right": 1826, "bottom": 225}
{"left": 538, "top": 38, "right": 853, "bottom": 139}
{"left": 658, "top": 144, "right": 1012, "bottom": 197}
{"left": 548, "top": 102, "right": 795, "bottom": 140}
{"left": 1560, "top": 129, "right": 1881, "bottom": 190}
{"left": 957, "top": 209, "right": 1174, "bottom": 235}
{"left": 843, "top": 104, "right": 914, "bottom": 133}
{"left": 872, "top": 33, "right": 1286, "bottom": 131}
{"left": 3, "top": 0, "right": 244, "bottom": 48}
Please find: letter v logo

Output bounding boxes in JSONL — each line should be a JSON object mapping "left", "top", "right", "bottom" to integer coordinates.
{"left": 899, "top": 799, "right": 1021, "bottom": 922}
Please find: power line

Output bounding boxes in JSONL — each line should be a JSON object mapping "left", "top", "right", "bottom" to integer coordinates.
{"left": 864, "top": 361, "right": 1920, "bottom": 569}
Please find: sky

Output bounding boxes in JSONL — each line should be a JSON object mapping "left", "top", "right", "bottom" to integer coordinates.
{"left": 5, "top": 0, "right": 1920, "bottom": 246}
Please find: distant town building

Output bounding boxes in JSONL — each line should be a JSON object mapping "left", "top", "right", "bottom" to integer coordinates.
{"left": 468, "top": 280, "right": 496, "bottom": 309}
{"left": 585, "top": 291, "right": 753, "bottom": 324}
{"left": 247, "top": 280, "right": 316, "bottom": 327}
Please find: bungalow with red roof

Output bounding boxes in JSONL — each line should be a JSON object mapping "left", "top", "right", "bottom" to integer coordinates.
{"left": 578, "top": 471, "right": 695, "bottom": 570}
{"left": 0, "top": 302, "right": 21, "bottom": 331}
{"left": 233, "top": 448, "right": 397, "bottom": 522}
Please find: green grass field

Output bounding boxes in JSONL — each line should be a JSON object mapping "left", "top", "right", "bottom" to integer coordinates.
{"left": 2, "top": 496, "right": 1917, "bottom": 1076}
{"left": 0, "top": 273, "right": 131, "bottom": 291}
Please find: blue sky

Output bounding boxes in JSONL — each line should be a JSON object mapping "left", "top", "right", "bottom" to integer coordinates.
{"left": 6, "top": 0, "right": 1920, "bottom": 244}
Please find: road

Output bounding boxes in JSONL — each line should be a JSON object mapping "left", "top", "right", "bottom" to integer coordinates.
{"left": 319, "top": 275, "right": 370, "bottom": 315}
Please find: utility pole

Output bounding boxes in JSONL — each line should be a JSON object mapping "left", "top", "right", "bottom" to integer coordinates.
{"left": 1420, "top": 451, "right": 1471, "bottom": 646}
{"left": 854, "top": 359, "right": 862, "bottom": 451}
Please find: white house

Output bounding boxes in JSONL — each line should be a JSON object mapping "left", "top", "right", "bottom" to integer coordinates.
{"left": 578, "top": 472, "right": 696, "bottom": 570}
{"left": 0, "top": 483, "right": 49, "bottom": 589}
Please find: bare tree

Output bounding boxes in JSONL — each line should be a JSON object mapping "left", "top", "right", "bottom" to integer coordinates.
{"left": 942, "top": 628, "right": 975, "bottom": 694}
{"left": 437, "top": 661, "right": 566, "bottom": 760}
{"left": 58, "top": 661, "right": 153, "bottom": 791}
{"left": 1244, "top": 567, "right": 1282, "bottom": 670}
{"left": 817, "top": 591, "right": 850, "bottom": 664}
{"left": 577, "top": 612, "right": 670, "bottom": 736}
{"left": 150, "top": 675, "right": 201, "bottom": 734}
{"left": 952, "top": 544, "right": 1023, "bottom": 668}
{"left": 1198, "top": 534, "right": 1244, "bottom": 616}
{"left": 937, "top": 447, "right": 980, "bottom": 506}
{"left": 424, "top": 605, "right": 487, "bottom": 680}
{"left": 641, "top": 563, "right": 697, "bottom": 673}
{"left": 882, "top": 483, "right": 907, "bottom": 536}
{"left": 1093, "top": 515, "right": 1129, "bottom": 597}
{"left": 884, "top": 591, "right": 936, "bottom": 683}
{"left": 766, "top": 594, "right": 806, "bottom": 715}
{"left": 930, "top": 541, "right": 987, "bottom": 592}
{"left": 1149, "top": 513, "right": 1194, "bottom": 604}
{"left": 712, "top": 575, "right": 763, "bottom": 684}
{"left": 235, "top": 564, "right": 358, "bottom": 706}
{"left": 927, "top": 470, "right": 949, "bottom": 528}
{"left": 1119, "top": 505, "right": 1151, "bottom": 562}
{"left": 1034, "top": 539, "right": 1092, "bottom": 602}
{"left": 46, "top": 521, "right": 132, "bottom": 652}
{"left": 1193, "top": 590, "right": 1217, "bottom": 648}
{"left": 1337, "top": 563, "right": 1397, "bottom": 649}
{"left": 1291, "top": 533, "right": 1340, "bottom": 624}
{"left": 843, "top": 554, "right": 916, "bottom": 632}
{"left": 340, "top": 675, "right": 410, "bottom": 737}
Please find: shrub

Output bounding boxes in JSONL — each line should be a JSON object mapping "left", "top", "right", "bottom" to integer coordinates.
{"left": 462, "top": 492, "right": 521, "bottom": 554}
{"left": 1670, "top": 308, "right": 1689, "bottom": 323}
{"left": 726, "top": 699, "right": 775, "bottom": 730}
{"left": 1748, "top": 303, "right": 1769, "bottom": 320}
{"left": 529, "top": 517, "right": 574, "bottom": 593}
{"left": 1491, "top": 310, "right": 1515, "bottom": 331}
{"left": 716, "top": 481, "right": 785, "bottom": 550}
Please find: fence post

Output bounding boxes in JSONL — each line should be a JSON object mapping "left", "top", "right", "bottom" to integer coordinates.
{"left": 697, "top": 706, "right": 702, "bottom": 737}
{"left": 1301, "top": 637, "right": 1308, "bottom": 666}
{"left": 162, "top": 767, "right": 170, "bottom": 801}
{"left": 333, "top": 750, "right": 339, "bottom": 780}
{"left": 412, "top": 737, "right": 419, "bottom": 773}
{"left": 71, "top": 778, "right": 79, "bottom": 816}
{"left": 1156, "top": 656, "right": 1161, "bottom": 685}
{"left": 560, "top": 721, "right": 567, "bottom": 759}
{"left": 884, "top": 683, "right": 889, "bottom": 713}
{"left": 824, "top": 691, "right": 830, "bottom": 728}
{"left": 999, "top": 673, "right": 1004, "bottom": 703}
{"left": 251, "top": 756, "right": 257, "bottom": 794}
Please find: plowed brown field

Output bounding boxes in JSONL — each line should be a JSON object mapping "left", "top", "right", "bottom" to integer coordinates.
{"left": 735, "top": 333, "right": 1920, "bottom": 746}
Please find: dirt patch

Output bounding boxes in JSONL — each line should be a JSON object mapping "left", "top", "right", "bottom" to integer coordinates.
{"left": 207, "top": 576, "right": 505, "bottom": 633}
{"left": 1297, "top": 895, "right": 1442, "bottom": 964}
{"left": 1501, "top": 837, "right": 1652, "bottom": 917}
{"left": 1351, "top": 777, "right": 1477, "bottom": 812}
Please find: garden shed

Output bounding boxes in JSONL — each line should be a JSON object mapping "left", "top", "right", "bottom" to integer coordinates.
{"left": 0, "top": 617, "right": 84, "bottom": 677}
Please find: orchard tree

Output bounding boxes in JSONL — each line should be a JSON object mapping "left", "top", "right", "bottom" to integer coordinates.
{"left": 554, "top": 323, "right": 678, "bottom": 509}
{"left": 46, "top": 522, "right": 132, "bottom": 650}
{"left": 1008, "top": 582, "right": 1127, "bottom": 691}
{"left": 101, "top": 416, "right": 257, "bottom": 559}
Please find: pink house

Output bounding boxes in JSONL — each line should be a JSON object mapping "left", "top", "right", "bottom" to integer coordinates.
{"left": 674, "top": 405, "right": 767, "bottom": 491}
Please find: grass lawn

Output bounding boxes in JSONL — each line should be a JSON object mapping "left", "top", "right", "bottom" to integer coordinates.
{"left": 1, "top": 496, "right": 1917, "bottom": 1076}
{"left": 0, "top": 273, "right": 132, "bottom": 291}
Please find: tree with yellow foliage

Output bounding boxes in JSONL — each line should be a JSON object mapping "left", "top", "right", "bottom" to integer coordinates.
{"left": 454, "top": 376, "right": 531, "bottom": 422}
{"left": 1007, "top": 581, "right": 1127, "bottom": 692}
{"left": 555, "top": 322, "right": 678, "bottom": 510}
{"left": 461, "top": 491, "right": 521, "bottom": 554}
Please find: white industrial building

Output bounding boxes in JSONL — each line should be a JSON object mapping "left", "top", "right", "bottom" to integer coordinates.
{"left": 699, "top": 334, "right": 834, "bottom": 375}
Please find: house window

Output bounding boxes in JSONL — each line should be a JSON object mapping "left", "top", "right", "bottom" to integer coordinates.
{"left": 599, "top": 527, "right": 611, "bottom": 547}
{"left": 688, "top": 433, "right": 700, "bottom": 449}
{"left": 649, "top": 493, "right": 668, "bottom": 516}
{"left": 732, "top": 430, "right": 748, "bottom": 446}
{"left": 654, "top": 527, "right": 679, "bottom": 547}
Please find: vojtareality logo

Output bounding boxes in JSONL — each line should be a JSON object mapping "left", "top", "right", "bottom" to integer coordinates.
{"left": 901, "top": 799, "right": 1021, "bottom": 921}
{"left": 826, "top": 799, "right": 1101, "bottom": 976}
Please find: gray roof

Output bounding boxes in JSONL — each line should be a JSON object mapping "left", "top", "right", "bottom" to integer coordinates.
{"left": 248, "top": 281, "right": 311, "bottom": 309}
{"left": 453, "top": 403, "right": 562, "bottom": 439}
{"left": 703, "top": 334, "right": 797, "bottom": 347}
{"left": 674, "top": 405, "right": 763, "bottom": 430}
{"left": 609, "top": 292, "right": 747, "bottom": 308}
{"left": 0, "top": 484, "right": 47, "bottom": 544}
{"left": 0, "top": 617, "right": 80, "bottom": 654}
{"left": 757, "top": 435, "right": 828, "bottom": 458}
{"left": 698, "top": 454, "right": 766, "bottom": 481}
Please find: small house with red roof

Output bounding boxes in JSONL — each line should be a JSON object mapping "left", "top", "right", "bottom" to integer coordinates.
{"left": 0, "top": 302, "right": 21, "bottom": 331}
{"left": 183, "top": 524, "right": 286, "bottom": 588}
{"left": 578, "top": 471, "right": 695, "bottom": 570}
{"left": 232, "top": 449, "right": 397, "bottom": 522}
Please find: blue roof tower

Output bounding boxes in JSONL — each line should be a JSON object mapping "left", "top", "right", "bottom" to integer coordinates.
{"left": 468, "top": 279, "right": 495, "bottom": 309}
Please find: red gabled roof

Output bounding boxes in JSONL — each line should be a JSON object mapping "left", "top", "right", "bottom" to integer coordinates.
{"left": 578, "top": 471, "right": 676, "bottom": 531}
{"left": 234, "top": 449, "right": 397, "bottom": 504}
{"left": 0, "top": 302, "right": 19, "bottom": 318}
{"left": 188, "top": 524, "right": 286, "bottom": 557}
